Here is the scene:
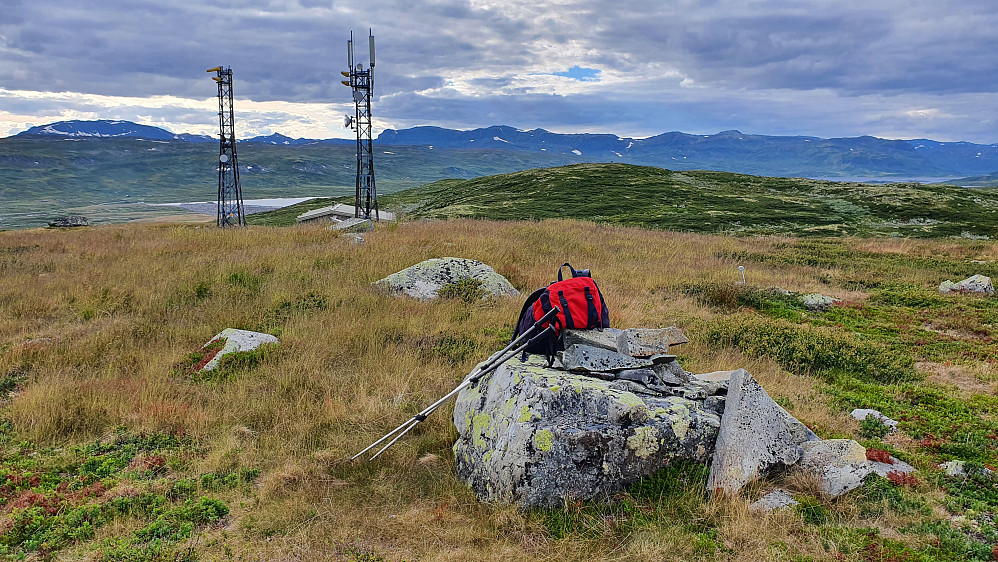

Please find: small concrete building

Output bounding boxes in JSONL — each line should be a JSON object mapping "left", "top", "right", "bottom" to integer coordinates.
{"left": 296, "top": 203, "right": 394, "bottom": 224}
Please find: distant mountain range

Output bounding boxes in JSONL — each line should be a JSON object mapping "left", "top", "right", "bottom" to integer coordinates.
{"left": 10, "top": 119, "right": 998, "bottom": 178}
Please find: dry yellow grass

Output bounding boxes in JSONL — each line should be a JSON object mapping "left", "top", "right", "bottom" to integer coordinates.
{"left": 1, "top": 219, "right": 994, "bottom": 560}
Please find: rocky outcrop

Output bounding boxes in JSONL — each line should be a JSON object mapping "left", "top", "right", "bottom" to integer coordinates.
{"left": 452, "top": 326, "right": 918, "bottom": 508}
{"left": 201, "top": 328, "right": 278, "bottom": 372}
{"left": 939, "top": 274, "right": 994, "bottom": 295}
{"left": 374, "top": 257, "right": 518, "bottom": 301}
{"left": 48, "top": 215, "right": 90, "bottom": 228}
{"left": 452, "top": 353, "right": 721, "bottom": 508}
{"left": 707, "top": 369, "right": 819, "bottom": 494}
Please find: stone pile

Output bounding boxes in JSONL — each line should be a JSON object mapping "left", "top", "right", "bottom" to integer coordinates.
{"left": 453, "top": 326, "right": 917, "bottom": 510}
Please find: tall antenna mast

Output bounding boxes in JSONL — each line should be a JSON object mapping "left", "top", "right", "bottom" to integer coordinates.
{"left": 341, "top": 29, "right": 378, "bottom": 220}
{"left": 207, "top": 66, "right": 246, "bottom": 228}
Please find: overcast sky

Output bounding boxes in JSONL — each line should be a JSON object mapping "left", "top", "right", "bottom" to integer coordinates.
{"left": 2, "top": 0, "right": 997, "bottom": 142}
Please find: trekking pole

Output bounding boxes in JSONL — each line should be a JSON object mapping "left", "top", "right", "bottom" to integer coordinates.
{"left": 367, "top": 325, "right": 555, "bottom": 461}
{"left": 351, "top": 306, "right": 560, "bottom": 462}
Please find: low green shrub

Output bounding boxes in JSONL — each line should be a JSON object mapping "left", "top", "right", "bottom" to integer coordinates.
{"left": 437, "top": 278, "right": 487, "bottom": 303}
{"left": 701, "top": 317, "right": 917, "bottom": 384}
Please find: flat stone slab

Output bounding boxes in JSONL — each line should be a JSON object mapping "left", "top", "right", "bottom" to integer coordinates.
{"left": 694, "top": 370, "right": 736, "bottom": 383}
{"left": 850, "top": 408, "right": 899, "bottom": 432}
{"left": 329, "top": 217, "right": 373, "bottom": 233}
{"left": 707, "top": 369, "right": 818, "bottom": 495}
{"left": 201, "top": 328, "right": 278, "bottom": 372}
{"left": 869, "top": 457, "right": 915, "bottom": 478}
{"left": 453, "top": 354, "right": 720, "bottom": 508}
{"left": 374, "top": 257, "right": 519, "bottom": 301}
{"left": 750, "top": 489, "right": 799, "bottom": 513}
{"left": 800, "top": 439, "right": 885, "bottom": 497}
{"left": 562, "top": 344, "right": 654, "bottom": 373}
{"left": 616, "top": 328, "right": 678, "bottom": 357}
{"left": 563, "top": 328, "right": 622, "bottom": 352}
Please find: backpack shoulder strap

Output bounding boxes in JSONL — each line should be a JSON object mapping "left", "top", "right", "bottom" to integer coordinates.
{"left": 510, "top": 286, "right": 547, "bottom": 343}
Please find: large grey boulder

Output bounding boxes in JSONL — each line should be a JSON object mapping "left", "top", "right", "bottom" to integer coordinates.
{"left": 374, "top": 257, "right": 518, "bottom": 301}
{"left": 939, "top": 274, "right": 994, "bottom": 295}
{"left": 799, "top": 439, "right": 873, "bottom": 497}
{"left": 201, "top": 328, "right": 278, "bottom": 372}
{"left": 707, "top": 369, "right": 819, "bottom": 494}
{"left": 453, "top": 354, "right": 721, "bottom": 508}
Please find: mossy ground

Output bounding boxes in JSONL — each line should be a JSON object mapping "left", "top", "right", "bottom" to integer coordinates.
{"left": 0, "top": 219, "right": 996, "bottom": 560}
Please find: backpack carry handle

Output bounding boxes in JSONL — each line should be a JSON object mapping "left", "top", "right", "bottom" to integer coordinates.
{"left": 558, "top": 262, "right": 591, "bottom": 281}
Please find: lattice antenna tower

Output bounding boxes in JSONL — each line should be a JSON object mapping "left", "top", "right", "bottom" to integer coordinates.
{"left": 207, "top": 66, "right": 246, "bottom": 227}
{"left": 341, "top": 30, "right": 379, "bottom": 220}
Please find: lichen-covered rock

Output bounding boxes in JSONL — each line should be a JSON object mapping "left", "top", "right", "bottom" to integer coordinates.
{"left": 374, "top": 257, "right": 518, "bottom": 301}
{"left": 707, "top": 369, "right": 819, "bottom": 494}
{"left": 201, "top": 328, "right": 278, "bottom": 372}
{"left": 800, "top": 439, "right": 873, "bottom": 497}
{"left": 939, "top": 274, "right": 994, "bottom": 295}
{"left": 452, "top": 354, "right": 720, "bottom": 508}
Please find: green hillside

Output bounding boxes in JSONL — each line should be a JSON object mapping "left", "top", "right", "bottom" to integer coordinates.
{"left": 382, "top": 163, "right": 998, "bottom": 238}
{"left": 0, "top": 136, "right": 580, "bottom": 229}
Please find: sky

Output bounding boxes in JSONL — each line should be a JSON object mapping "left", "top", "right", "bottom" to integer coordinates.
{"left": 1, "top": 0, "right": 997, "bottom": 142}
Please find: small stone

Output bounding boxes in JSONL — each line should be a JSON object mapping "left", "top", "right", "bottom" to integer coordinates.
{"left": 563, "top": 328, "right": 623, "bottom": 352}
{"left": 850, "top": 408, "right": 899, "bottom": 432}
{"left": 749, "top": 489, "right": 799, "bottom": 513}
{"left": 201, "top": 328, "right": 279, "bottom": 372}
{"left": 800, "top": 293, "right": 841, "bottom": 311}
{"left": 562, "top": 344, "right": 654, "bottom": 373}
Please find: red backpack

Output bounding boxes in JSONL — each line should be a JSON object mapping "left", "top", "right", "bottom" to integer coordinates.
{"left": 512, "top": 263, "right": 610, "bottom": 357}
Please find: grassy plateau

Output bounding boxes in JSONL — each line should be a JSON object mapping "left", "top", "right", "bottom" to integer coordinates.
{"left": 383, "top": 163, "right": 998, "bottom": 238}
{"left": 1, "top": 211, "right": 997, "bottom": 560}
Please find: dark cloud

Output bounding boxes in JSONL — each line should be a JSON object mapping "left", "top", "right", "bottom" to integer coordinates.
{"left": 2, "top": 0, "right": 998, "bottom": 141}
